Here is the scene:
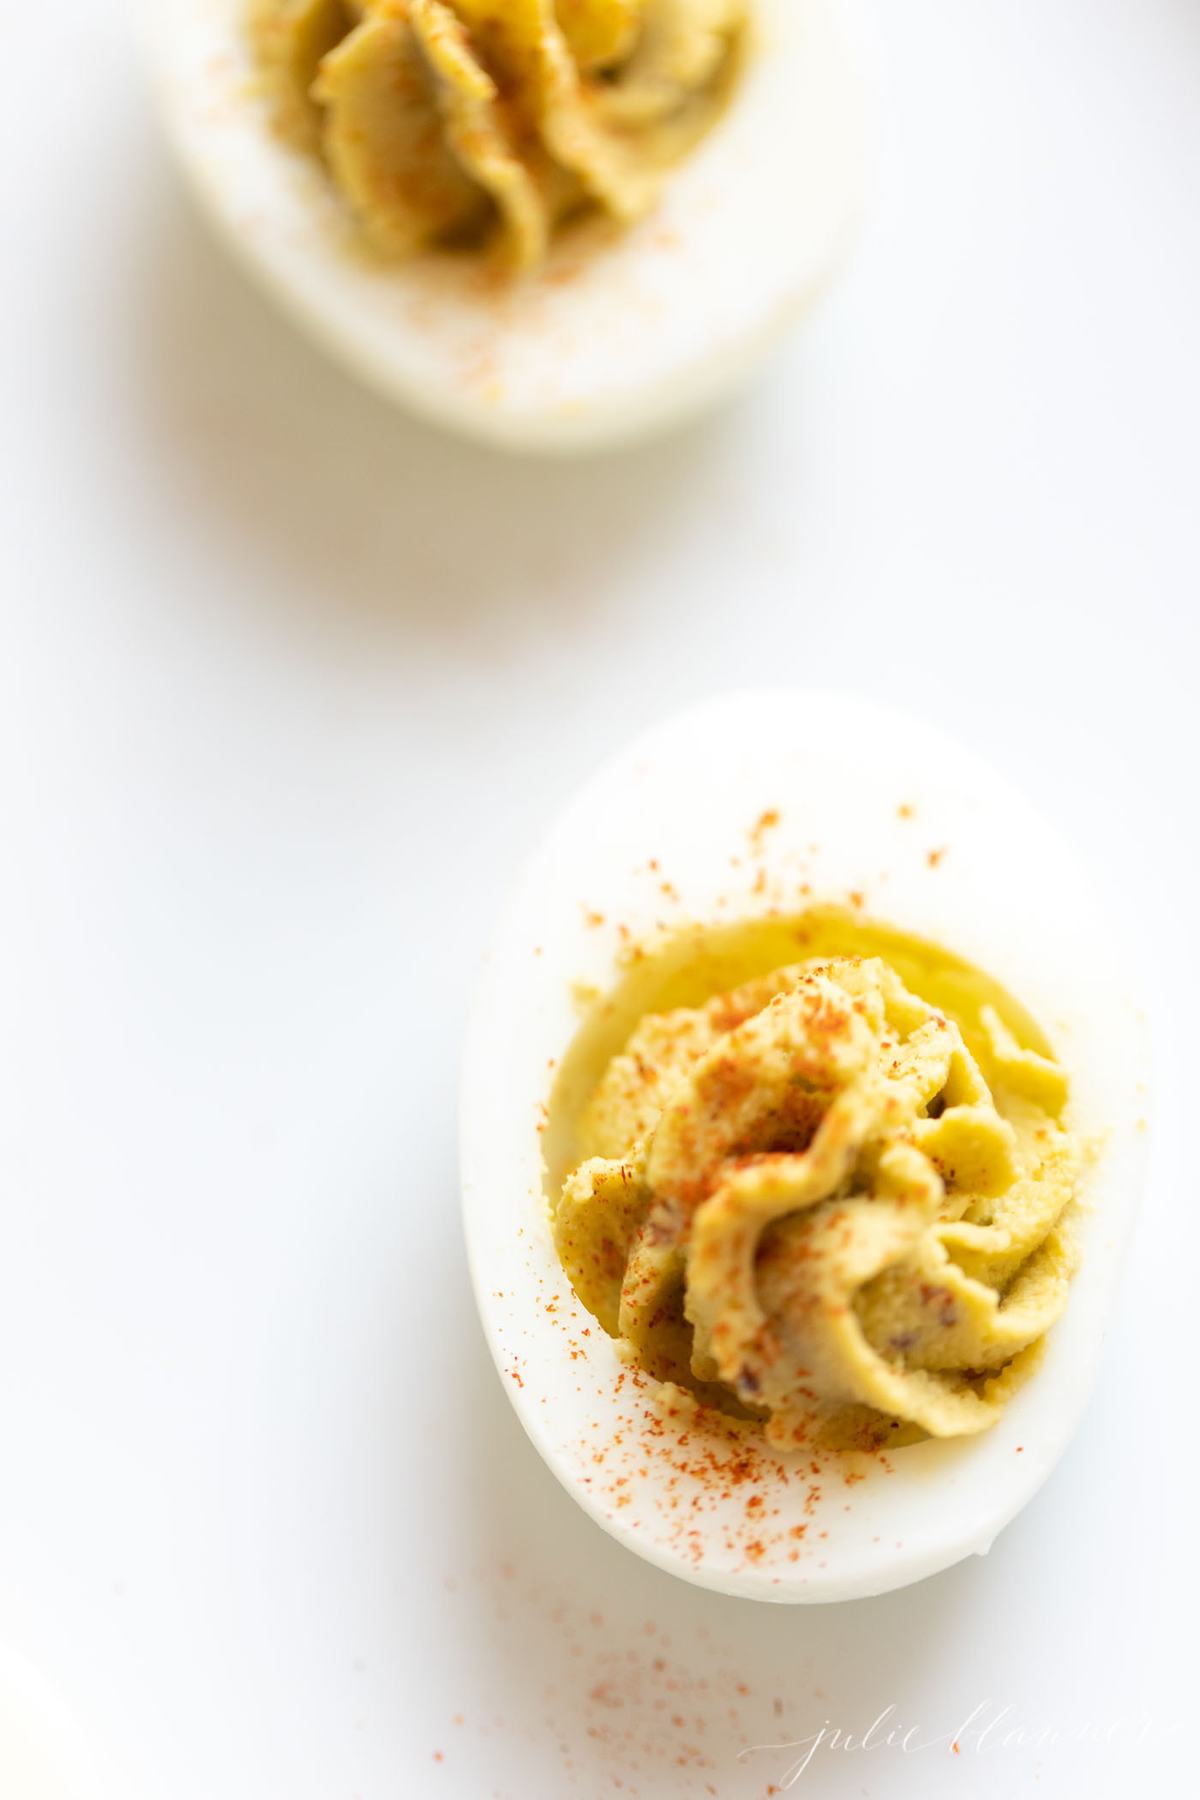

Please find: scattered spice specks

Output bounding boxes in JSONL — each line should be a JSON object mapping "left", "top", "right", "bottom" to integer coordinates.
{"left": 431, "top": 1562, "right": 817, "bottom": 1795}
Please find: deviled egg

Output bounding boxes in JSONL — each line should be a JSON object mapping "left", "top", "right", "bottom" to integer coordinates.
{"left": 460, "top": 693, "right": 1148, "bottom": 1601}
{"left": 147, "top": 1, "right": 870, "bottom": 450}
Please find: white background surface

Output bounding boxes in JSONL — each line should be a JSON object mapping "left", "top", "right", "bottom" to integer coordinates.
{"left": 2, "top": 1, "right": 1197, "bottom": 1795}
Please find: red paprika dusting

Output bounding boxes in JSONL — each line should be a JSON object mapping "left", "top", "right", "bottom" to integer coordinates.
{"left": 750, "top": 808, "right": 781, "bottom": 846}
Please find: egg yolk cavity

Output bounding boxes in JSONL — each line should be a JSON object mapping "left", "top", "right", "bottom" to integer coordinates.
{"left": 251, "top": 0, "right": 748, "bottom": 270}
{"left": 548, "top": 909, "right": 1081, "bottom": 1451}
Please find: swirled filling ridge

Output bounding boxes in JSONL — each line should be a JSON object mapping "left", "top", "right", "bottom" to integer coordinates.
{"left": 252, "top": 0, "right": 747, "bottom": 269}
{"left": 553, "top": 948, "right": 1080, "bottom": 1449}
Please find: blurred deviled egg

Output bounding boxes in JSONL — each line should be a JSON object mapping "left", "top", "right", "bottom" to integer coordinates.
{"left": 148, "top": 1, "right": 871, "bottom": 449}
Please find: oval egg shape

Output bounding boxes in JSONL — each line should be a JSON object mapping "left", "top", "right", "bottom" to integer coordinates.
{"left": 148, "top": 0, "right": 871, "bottom": 452}
{"left": 461, "top": 691, "right": 1149, "bottom": 1601}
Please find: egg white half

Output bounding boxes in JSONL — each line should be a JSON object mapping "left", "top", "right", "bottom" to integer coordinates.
{"left": 461, "top": 692, "right": 1149, "bottom": 1602}
{"left": 147, "top": 0, "right": 871, "bottom": 451}
{"left": 0, "top": 1647, "right": 108, "bottom": 1800}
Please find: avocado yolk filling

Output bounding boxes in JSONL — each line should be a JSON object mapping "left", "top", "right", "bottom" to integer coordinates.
{"left": 253, "top": 0, "right": 746, "bottom": 268}
{"left": 553, "top": 937, "right": 1079, "bottom": 1450}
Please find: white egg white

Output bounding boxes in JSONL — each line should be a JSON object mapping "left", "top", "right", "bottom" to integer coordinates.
{"left": 147, "top": 0, "right": 871, "bottom": 451}
{"left": 461, "top": 692, "right": 1149, "bottom": 1601}
{"left": 0, "top": 1647, "right": 106, "bottom": 1800}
